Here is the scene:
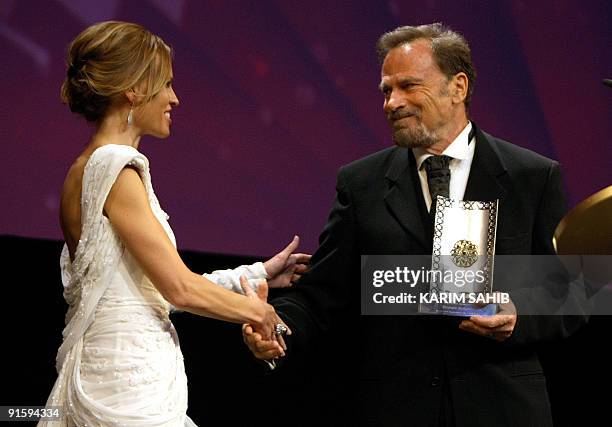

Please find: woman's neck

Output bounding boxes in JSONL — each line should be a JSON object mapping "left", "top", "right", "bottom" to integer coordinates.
{"left": 90, "top": 110, "right": 141, "bottom": 150}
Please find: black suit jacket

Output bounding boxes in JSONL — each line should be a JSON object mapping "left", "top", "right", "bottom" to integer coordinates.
{"left": 274, "top": 126, "right": 585, "bottom": 427}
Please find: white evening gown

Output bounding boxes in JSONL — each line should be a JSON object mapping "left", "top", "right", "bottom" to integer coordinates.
{"left": 40, "top": 145, "right": 266, "bottom": 426}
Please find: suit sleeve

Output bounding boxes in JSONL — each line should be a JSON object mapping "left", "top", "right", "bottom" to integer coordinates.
{"left": 272, "top": 166, "right": 358, "bottom": 353}
{"left": 506, "top": 161, "right": 589, "bottom": 346}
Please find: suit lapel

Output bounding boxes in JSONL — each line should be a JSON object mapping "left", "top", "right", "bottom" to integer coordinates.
{"left": 464, "top": 126, "right": 508, "bottom": 202}
{"left": 384, "top": 148, "right": 431, "bottom": 249}
{"left": 382, "top": 127, "right": 508, "bottom": 249}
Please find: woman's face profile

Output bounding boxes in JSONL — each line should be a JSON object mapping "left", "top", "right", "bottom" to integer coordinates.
{"left": 135, "top": 69, "right": 179, "bottom": 139}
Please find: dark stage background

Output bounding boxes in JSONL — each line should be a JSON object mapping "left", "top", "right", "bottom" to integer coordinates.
{"left": 2, "top": 0, "right": 611, "bottom": 426}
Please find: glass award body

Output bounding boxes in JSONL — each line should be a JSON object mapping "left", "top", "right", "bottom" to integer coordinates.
{"left": 419, "top": 195, "right": 499, "bottom": 316}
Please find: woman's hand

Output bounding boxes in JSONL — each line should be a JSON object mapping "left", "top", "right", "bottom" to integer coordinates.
{"left": 264, "top": 236, "right": 311, "bottom": 288}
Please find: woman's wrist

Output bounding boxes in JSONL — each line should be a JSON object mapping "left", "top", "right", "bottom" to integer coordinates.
{"left": 244, "top": 298, "right": 265, "bottom": 326}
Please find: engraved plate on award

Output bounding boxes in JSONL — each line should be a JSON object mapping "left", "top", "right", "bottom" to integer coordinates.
{"left": 418, "top": 195, "right": 498, "bottom": 316}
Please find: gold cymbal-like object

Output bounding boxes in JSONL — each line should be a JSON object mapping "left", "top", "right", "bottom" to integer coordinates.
{"left": 553, "top": 185, "right": 612, "bottom": 255}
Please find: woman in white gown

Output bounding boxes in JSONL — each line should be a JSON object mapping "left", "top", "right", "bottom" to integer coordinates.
{"left": 40, "top": 21, "right": 306, "bottom": 426}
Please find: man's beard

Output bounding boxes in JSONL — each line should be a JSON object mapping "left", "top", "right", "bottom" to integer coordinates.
{"left": 388, "top": 108, "right": 441, "bottom": 148}
{"left": 392, "top": 123, "right": 439, "bottom": 148}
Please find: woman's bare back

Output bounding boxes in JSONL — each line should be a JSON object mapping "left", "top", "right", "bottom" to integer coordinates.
{"left": 60, "top": 148, "right": 98, "bottom": 261}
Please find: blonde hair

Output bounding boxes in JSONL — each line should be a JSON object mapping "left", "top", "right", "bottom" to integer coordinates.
{"left": 61, "top": 21, "right": 173, "bottom": 122}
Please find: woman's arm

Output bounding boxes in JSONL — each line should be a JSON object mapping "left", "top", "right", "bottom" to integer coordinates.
{"left": 104, "top": 167, "right": 279, "bottom": 337}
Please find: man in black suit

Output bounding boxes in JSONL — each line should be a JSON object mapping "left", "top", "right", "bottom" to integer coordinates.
{"left": 243, "top": 23, "right": 585, "bottom": 426}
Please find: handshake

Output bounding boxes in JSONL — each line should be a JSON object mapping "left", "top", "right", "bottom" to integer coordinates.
{"left": 239, "top": 276, "right": 291, "bottom": 366}
{"left": 239, "top": 236, "right": 310, "bottom": 366}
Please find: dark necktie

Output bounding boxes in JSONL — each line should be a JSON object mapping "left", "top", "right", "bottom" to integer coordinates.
{"left": 422, "top": 155, "right": 451, "bottom": 216}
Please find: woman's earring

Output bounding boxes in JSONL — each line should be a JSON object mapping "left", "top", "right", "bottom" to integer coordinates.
{"left": 127, "top": 104, "right": 134, "bottom": 126}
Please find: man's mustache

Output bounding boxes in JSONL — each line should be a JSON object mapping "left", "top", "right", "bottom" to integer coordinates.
{"left": 387, "top": 109, "right": 420, "bottom": 122}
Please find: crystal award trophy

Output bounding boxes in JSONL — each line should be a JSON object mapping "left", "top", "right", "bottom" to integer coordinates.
{"left": 418, "top": 196, "right": 498, "bottom": 316}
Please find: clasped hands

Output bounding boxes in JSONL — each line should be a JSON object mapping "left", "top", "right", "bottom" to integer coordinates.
{"left": 240, "top": 236, "right": 310, "bottom": 361}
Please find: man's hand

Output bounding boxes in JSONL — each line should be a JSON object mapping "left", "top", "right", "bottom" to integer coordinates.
{"left": 459, "top": 298, "right": 517, "bottom": 342}
{"left": 242, "top": 324, "right": 286, "bottom": 360}
{"left": 264, "top": 236, "right": 311, "bottom": 288}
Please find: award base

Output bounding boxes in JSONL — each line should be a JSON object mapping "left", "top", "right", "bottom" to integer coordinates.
{"left": 419, "top": 302, "right": 497, "bottom": 317}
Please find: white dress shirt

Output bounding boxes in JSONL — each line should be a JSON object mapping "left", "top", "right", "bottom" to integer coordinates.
{"left": 412, "top": 121, "right": 476, "bottom": 212}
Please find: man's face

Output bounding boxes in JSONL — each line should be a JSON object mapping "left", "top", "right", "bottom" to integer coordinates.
{"left": 380, "top": 40, "right": 457, "bottom": 148}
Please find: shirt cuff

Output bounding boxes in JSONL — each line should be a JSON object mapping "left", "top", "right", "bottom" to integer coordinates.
{"left": 202, "top": 262, "right": 268, "bottom": 294}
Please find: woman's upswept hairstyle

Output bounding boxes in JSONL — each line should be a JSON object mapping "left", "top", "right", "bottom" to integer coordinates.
{"left": 61, "top": 21, "right": 173, "bottom": 122}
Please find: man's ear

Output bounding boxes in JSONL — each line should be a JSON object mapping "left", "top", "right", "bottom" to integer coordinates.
{"left": 451, "top": 72, "right": 468, "bottom": 105}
